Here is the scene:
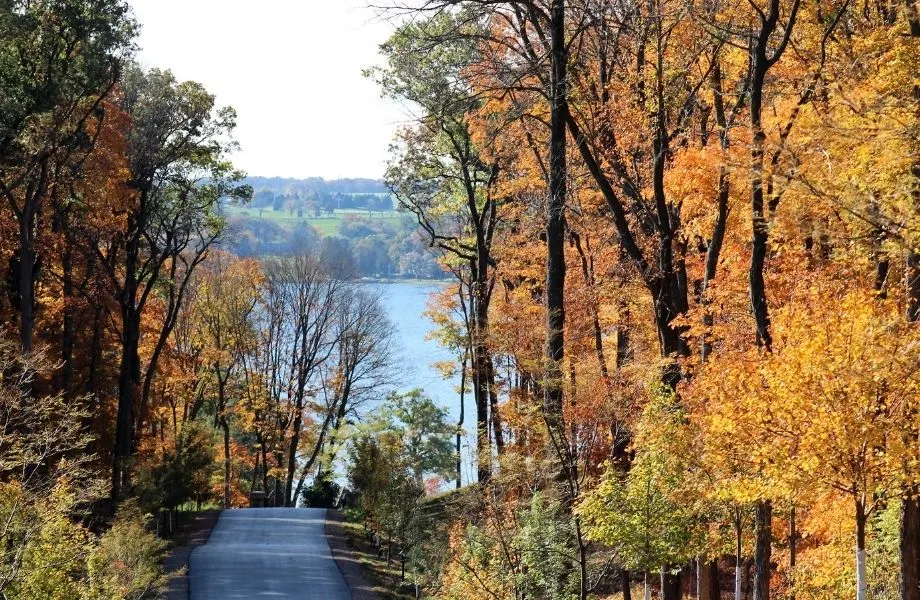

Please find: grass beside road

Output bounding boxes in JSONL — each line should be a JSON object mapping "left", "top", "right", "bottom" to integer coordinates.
{"left": 339, "top": 519, "right": 416, "bottom": 600}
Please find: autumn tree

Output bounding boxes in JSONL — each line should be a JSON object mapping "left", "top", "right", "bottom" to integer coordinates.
{"left": 191, "top": 251, "right": 261, "bottom": 508}
{"left": 374, "top": 10, "right": 504, "bottom": 482}
{"left": 0, "top": 0, "right": 136, "bottom": 353}
{"left": 106, "top": 66, "right": 250, "bottom": 500}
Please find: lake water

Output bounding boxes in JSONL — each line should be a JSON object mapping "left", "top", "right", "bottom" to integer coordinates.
{"left": 369, "top": 282, "right": 474, "bottom": 486}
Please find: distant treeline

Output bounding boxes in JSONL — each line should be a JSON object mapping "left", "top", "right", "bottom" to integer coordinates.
{"left": 243, "top": 176, "right": 389, "bottom": 195}
{"left": 243, "top": 177, "right": 393, "bottom": 214}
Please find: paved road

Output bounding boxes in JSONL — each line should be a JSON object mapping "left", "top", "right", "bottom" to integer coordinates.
{"left": 189, "top": 508, "right": 352, "bottom": 599}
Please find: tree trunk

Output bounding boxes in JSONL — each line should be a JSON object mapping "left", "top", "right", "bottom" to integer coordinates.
{"left": 662, "top": 566, "right": 682, "bottom": 600}
{"left": 699, "top": 558, "right": 719, "bottom": 600}
{"left": 485, "top": 353, "right": 503, "bottom": 455}
{"left": 753, "top": 500, "right": 772, "bottom": 600}
{"left": 789, "top": 507, "right": 797, "bottom": 600}
{"left": 471, "top": 261, "right": 492, "bottom": 484}
{"left": 622, "top": 569, "right": 633, "bottom": 600}
{"left": 285, "top": 401, "right": 305, "bottom": 506}
{"left": 707, "top": 560, "right": 720, "bottom": 600}
{"left": 856, "top": 500, "right": 867, "bottom": 600}
{"left": 736, "top": 517, "right": 744, "bottom": 600}
{"left": 113, "top": 305, "right": 140, "bottom": 501}
{"left": 544, "top": 0, "right": 568, "bottom": 483}
{"left": 457, "top": 353, "right": 467, "bottom": 489}
{"left": 903, "top": 237, "right": 920, "bottom": 599}
{"left": 221, "top": 414, "right": 231, "bottom": 509}
{"left": 900, "top": 496, "right": 920, "bottom": 600}
{"left": 15, "top": 171, "right": 46, "bottom": 355}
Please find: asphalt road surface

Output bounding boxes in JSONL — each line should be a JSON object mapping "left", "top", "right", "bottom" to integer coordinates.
{"left": 189, "top": 508, "right": 352, "bottom": 599}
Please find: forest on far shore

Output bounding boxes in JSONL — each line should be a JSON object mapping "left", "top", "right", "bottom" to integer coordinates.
{"left": 220, "top": 177, "right": 446, "bottom": 279}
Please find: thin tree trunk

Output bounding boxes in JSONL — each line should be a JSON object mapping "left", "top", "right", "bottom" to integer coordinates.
{"left": 221, "top": 414, "right": 231, "bottom": 509}
{"left": 457, "top": 352, "right": 467, "bottom": 489}
{"left": 753, "top": 501, "right": 772, "bottom": 600}
{"left": 471, "top": 262, "right": 491, "bottom": 484}
{"left": 736, "top": 517, "right": 744, "bottom": 600}
{"left": 856, "top": 500, "right": 867, "bottom": 600}
{"left": 789, "top": 507, "right": 797, "bottom": 600}
{"left": 113, "top": 305, "right": 140, "bottom": 501}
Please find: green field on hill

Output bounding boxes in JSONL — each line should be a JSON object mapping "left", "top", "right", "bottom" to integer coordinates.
{"left": 224, "top": 206, "right": 407, "bottom": 236}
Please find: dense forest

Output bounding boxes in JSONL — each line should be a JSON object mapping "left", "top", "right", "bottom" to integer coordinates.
{"left": 1, "top": 0, "right": 919, "bottom": 599}
{"left": 364, "top": 0, "right": 920, "bottom": 599}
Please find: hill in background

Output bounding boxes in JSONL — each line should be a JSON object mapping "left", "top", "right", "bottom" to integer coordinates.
{"left": 222, "top": 177, "right": 443, "bottom": 281}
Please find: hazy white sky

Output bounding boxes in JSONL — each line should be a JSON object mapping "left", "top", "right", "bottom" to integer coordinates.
{"left": 129, "top": 0, "right": 406, "bottom": 180}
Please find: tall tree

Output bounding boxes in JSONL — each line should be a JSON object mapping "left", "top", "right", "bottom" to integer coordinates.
{"left": 294, "top": 287, "right": 396, "bottom": 500}
{"left": 192, "top": 251, "right": 261, "bottom": 508}
{"left": 0, "top": 0, "right": 135, "bottom": 352}
{"left": 107, "top": 66, "right": 249, "bottom": 500}
{"left": 261, "top": 251, "right": 348, "bottom": 506}
{"left": 375, "top": 11, "right": 504, "bottom": 482}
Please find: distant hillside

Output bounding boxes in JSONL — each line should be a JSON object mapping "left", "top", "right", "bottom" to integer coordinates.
{"left": 242, "top": 176, "right": 389, "bottom": 195}
{"left": 239, "top": 176, "right": 393, "bottom": 214}
{"left": 222, "top": 176, "right": 443, "bottom": 280}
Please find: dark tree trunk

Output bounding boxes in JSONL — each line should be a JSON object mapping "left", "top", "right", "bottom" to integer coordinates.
{"left": 221, "top": 413, "right": 231, "bottom": 509}
{"left": 753, "top": 500, "right": 772, "bottom": 600}
{"left": 750, "top": 58, "right": 772, "bottom": 352}
{"left": 112, "top": 205, "right": 145, "bottom": 502}
{"left": 15, "top": 166, "right": 47, "bottom": 355}
{"left": 457, "top": 353, "right": 467, "bottom": 489}
{"left": 470, "top": 262, "right": 492, "bottom": 484}
{"left": 544, "top": 0, "right": 568, "bottom": 480}
{"left": 486, "top": 353, "right": 503, "bottom": 455}
{"left": 88, "top": 305, "right": 104, "bottom": 395}
{"left": 903, "top": 253, "right": 920, "bottom": 600}
{"left": 17, "top": 212, "right": 36, "bottom": 354}
{"left": 662, "top": 567, "right": 682, "bottom": 600}
{"left": 113, "top": 303, "right": 140, "bottom": 501}
{"left": 621, "top": 569, "right": 633, "bottom": 600}
{"left": 901, "top": 496, "right": 920, "bottom": 600}
{"left": 789, "top": 507, "right": 797, "bottom": 600}
{"left": 701, "top": 560, "right": 720, "bottom": 600}
{"left": 285, "top": 408, "right": 304, "bottom": 506}
{"left": 702, "top": 560, "right": 722, "bottom": 600}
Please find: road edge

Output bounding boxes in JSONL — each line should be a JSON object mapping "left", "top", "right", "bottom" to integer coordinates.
{"left": 164, "top": 510, "right": 222, "bottom": 600}
{"left": 324, "top": 509, "right": 381, "bottom": 600}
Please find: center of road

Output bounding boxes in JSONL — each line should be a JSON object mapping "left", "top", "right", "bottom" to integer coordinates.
{"left": 189, "top": 508, "right": 352, "bottom": 599}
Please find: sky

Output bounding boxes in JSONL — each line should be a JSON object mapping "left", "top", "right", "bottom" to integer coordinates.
{"left": 128, "top": 0, "right": 407, "bottom": 180}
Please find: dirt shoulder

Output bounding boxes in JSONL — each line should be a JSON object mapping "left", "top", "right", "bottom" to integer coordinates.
{"left": 324, "top": 510, "right": 386, "bottom": 600}
{"left": 163, "top": 510, "right": 222, "bottom": 600}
